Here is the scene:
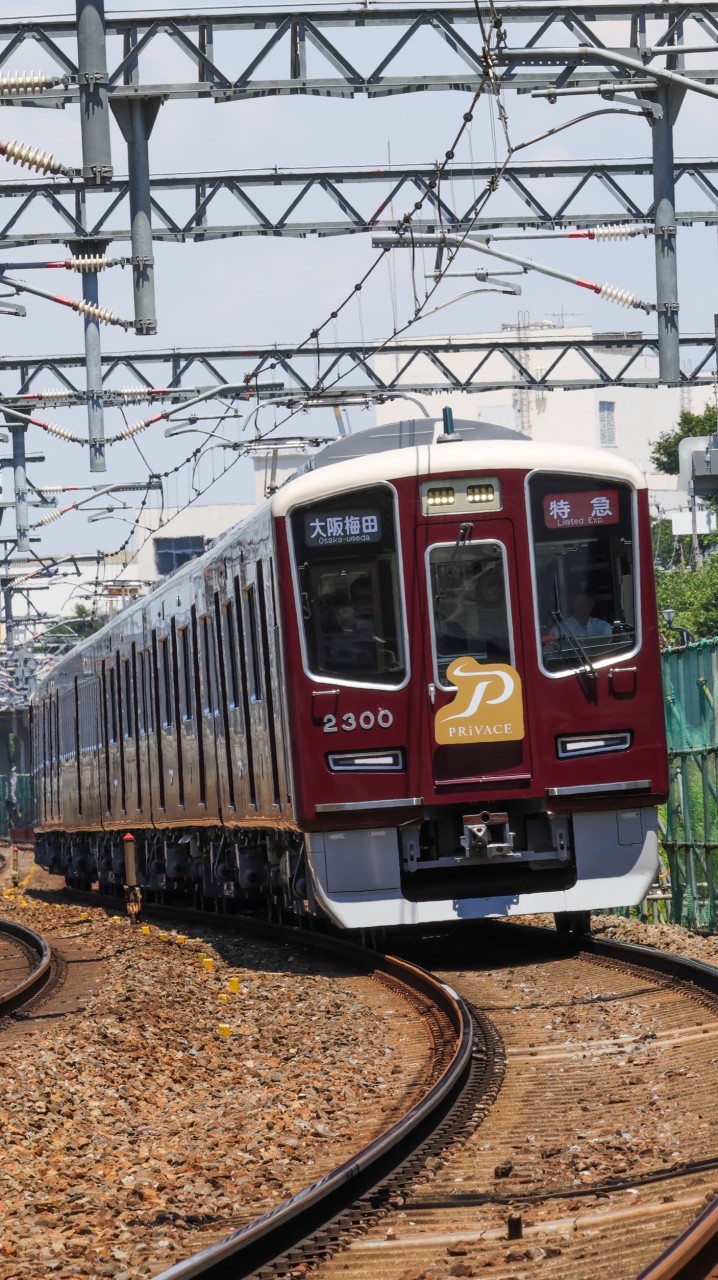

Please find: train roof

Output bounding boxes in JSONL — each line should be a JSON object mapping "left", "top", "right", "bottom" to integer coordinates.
{"left": 270, "top": 416, "right": 647, "bottom": 517}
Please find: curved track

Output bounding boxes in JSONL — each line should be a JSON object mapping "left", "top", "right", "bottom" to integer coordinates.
{"left": 141, "top": 923, "right": 718, "bottom": 1280}
{"left": 0, "top": 918, "right": 52, "bottom": 1017}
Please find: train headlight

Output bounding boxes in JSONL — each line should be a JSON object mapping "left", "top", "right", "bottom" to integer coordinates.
{"left": 467, "top": 483, "right": 495, "bottom": 504}
{"left": 556, "top": 732, "right": 631, "bottom": 759}
{"left": 327, "top": 749, "right": 404, "bottom": 772}
{"left": 426, "top": 487, "right": 455, "bottom": 507}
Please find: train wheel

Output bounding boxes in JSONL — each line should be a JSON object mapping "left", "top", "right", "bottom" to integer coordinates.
{"left": 554, "top": 910, "right": 591, "bottom": 936}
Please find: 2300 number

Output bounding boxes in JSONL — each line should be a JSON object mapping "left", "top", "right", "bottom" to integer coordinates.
{"left": 323, "top": 709, "right": 394, "bottom": 733}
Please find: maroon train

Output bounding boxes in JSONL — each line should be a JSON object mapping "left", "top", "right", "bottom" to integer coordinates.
{"left": 32, "top": 418, "right": 668, "bottom": 931}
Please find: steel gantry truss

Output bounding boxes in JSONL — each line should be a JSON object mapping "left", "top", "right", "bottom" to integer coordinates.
{"left": 1, "top": 1, "right": 718, "bottom": 472}
{"left": 3, "top": 4, "right": 718, "bottom": 102}
{"left": 4, "top": 159, "right": 718, "bottom": 246}
{"left": 1, "top": 333, "right": 717, "bottom": 413}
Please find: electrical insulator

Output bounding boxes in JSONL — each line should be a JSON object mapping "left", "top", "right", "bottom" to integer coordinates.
{"left": 37, "top": 508, "right": 64, "bottom": 526}
{"left": 0, "top": 139, "right": 63, "bottom": 175}
{"left": 70, "top": 255, "right": 114, "bottom": 273}
{"left": 592, "top": 224, "right": 643, "bottom": 241}
{"left": 116, "top": 417, "right": 152, "bottom": 441}
{"left": 0, "top": 73, "right": 61, "bottom": 95}
{"left": 25, "top": 389, "right": 73, "bottom": 401}
{"left": 74, "top": 299, "right": 128, "bottom": 327}
{"left": 598, "top": 283, "right": 641, "bottom": 308}
{"left": 31, "top": 418, "right": 84, "bottom": 444}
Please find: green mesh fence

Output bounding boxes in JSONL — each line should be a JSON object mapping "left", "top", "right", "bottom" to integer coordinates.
{"left": 0, "top": 773, "right": 31, "bottom": 840}
{"left": 663, "top": 640, "right": 718, "bottom": 932}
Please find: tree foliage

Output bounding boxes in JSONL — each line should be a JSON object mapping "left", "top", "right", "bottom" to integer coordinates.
{"left": 650, "top": 403, "right": 717, "bottom": 475}
{"left": 656, "top": 558, "right": 718, "bottom": 640}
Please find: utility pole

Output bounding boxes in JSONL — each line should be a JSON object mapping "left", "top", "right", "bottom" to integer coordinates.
{"left": 76, "top": 0, "right": 113, "bottom": 184}
{"left": 76, "top": 0, "right": 113, "bottom": 470}
{"left": 111, "top": 100, "right": 160, "bottom": 336}
{"left": 651, "top": 86, "right": 684, "bottom": 382}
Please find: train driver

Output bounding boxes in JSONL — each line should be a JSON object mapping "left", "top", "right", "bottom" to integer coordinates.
{"left": 560, "top": 580, "right": 612, "bottom": 639}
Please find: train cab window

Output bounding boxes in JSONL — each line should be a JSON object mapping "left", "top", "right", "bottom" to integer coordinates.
{"left": 428, "top": 541, "right": 512, "bottom": 687}
{"left": 290, "top": 484, "right": 406, "bottom": 686}
{"left": 528, "top": 473, "right": 637, "bottom": 674}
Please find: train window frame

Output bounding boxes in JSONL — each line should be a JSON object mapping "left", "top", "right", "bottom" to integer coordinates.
{"left": 244, "top": 582, "right": 263, "bottom": 703}
{"left": 222, "top": 600, "right": 240, "bottom": 709}
{"left": 525, "top": 469, "right": 641, "bottom": 678}
{"left": 160, "top": 636, "right": 173, "bottom": 729}
{"left": 426, "top": 539, "right": 515, "bottom": 689}
{"left": 287, "top": 480, "right": 409, "bottom": 691}
{"left": 122, "top": 657, "right": 133, "bottom": 740}
{"left": 108, "top": 664, "right": 118, "bottom": 744}
{"left": 200, "top": 615, "right": 219, "bottom": 716}
{"left": 179, "top": 626, "right": 193, "bottom": 721}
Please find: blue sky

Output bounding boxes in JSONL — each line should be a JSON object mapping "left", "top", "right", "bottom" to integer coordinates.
{"left": 3, "top": 3, "right": 718, "bottom": 555}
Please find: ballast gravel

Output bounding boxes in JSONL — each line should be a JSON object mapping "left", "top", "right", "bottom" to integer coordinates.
{"left": 3, "top": 846, "right": 718, "bottom": 1280}
{"left": 0, "top": 858, "right": 432, "bottom": 1280}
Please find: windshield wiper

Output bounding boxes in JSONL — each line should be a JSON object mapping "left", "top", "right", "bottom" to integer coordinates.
{"left": 550, "top": 606, "right": 598, "bottom": 703}
{"left": 437, "top": 521, "right": 473, "bottom": 601}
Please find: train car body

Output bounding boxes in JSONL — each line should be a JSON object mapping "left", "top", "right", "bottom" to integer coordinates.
{"left": 32, "top": 418, "right": 668, "bottom": 929}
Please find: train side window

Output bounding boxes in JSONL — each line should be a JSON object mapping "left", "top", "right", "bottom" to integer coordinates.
{"left": 160, "top": 637, "right": 173, "bottom": 728}
{"left": 289, "top": 483, "right": 406, "bottom": 687}
{"left": 137, "top": 650, "right": 147, "bottom": 735}
{"left": 232, "top": 575, "right": 257, "bottom": 808}
{"left": 122, "top": 658, "right": 133, "bottom": 739}
{"left": 108, "top": 666, "right": 118, "bottom": 743}
{"left": 150, "top": 631, "right": 165, "bottom": 809}
{"left": 170, "top": 620, "right": 185, "bottom": 805}
{"left": 131, "top": 644, "right": 143, "bottom": 811}
{"left": 200, "top": 616, "right": 218, "bottom": 714}
{"left": 222, "top": 602, "right": 240, "bottom": 708}
{"left": 214, "top": 591, "right": 236, "bottom": 808}
{"left": 244, "top": 584, "right": 263, "bottom": 702}
{"left": 100, "top": 664, "right": 112, "bottom": 812}
{"left": 528, "top": 474, "right": 637, "bottom": 674}
{"left": 115, "top": 652, "right": 126, "bottom": 811}
{"left": 190, "top": 606, "right": 207, "bottom": 805}
{"left": 256, "top": 559, "right": 281, "bottom": 806}
{"left": 179, "top": 627, "right": 193, "bottom": 720}
{"left": 74, "top": 678, "right": 82, "bottom": 816}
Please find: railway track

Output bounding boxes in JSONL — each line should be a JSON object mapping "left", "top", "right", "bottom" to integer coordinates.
{"left": 0, "top": 917, "right": 52, "bottom": 1017}
{"left": 140, "top": 922, "right": 718, "bottom": 1280}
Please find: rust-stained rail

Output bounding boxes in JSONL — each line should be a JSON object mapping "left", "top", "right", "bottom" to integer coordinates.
{"left": 153, "top": 934, "right": 481, "bottom": 1280}
{"left": 0, "top": 918, "right": 52, "bottom": 1015}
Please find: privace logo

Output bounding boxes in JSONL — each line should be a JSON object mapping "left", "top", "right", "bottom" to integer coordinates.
{"left": 434, "top": 658, "right": 525, "bottom": 745}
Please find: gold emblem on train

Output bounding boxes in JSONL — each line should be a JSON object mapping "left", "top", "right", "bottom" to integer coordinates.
{"left": 435, "top": 658, "right": 524, "bottom": 745}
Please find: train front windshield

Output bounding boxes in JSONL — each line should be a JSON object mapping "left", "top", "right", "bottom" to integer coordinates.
{"left": 528, "top": 473, "right": 637, "bottom": 673}
{"left": 290, "top": 484, "right": 406, "bottom": 685}
{"left": 428, "top": 542, "right": 512, "bottom": 686}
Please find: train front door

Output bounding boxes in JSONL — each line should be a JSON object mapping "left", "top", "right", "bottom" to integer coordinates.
{"left": 416, "top": 520, "right": 534, "bottom": 792}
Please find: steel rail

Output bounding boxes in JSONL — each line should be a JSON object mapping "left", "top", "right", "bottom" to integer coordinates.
{"left": 0, "top": 918, "right": 51, "bottom": 1014}
{"left": 132, "top": 928, "right": 474, "bottom": 1280}
{"left": 585, "top": 934, "right": 718, "bottom": 1280}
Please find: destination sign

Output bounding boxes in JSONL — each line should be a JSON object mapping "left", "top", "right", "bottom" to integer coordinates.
{"left": 304, "top": 510, "right": 382, "bottom": 546}
{"left": 544, "top": 489, "right": 620, "bottom": 529}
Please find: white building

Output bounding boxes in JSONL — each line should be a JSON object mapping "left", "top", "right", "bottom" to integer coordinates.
{"left": 375, "top": 322, "right": 696, "bottom": 520}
